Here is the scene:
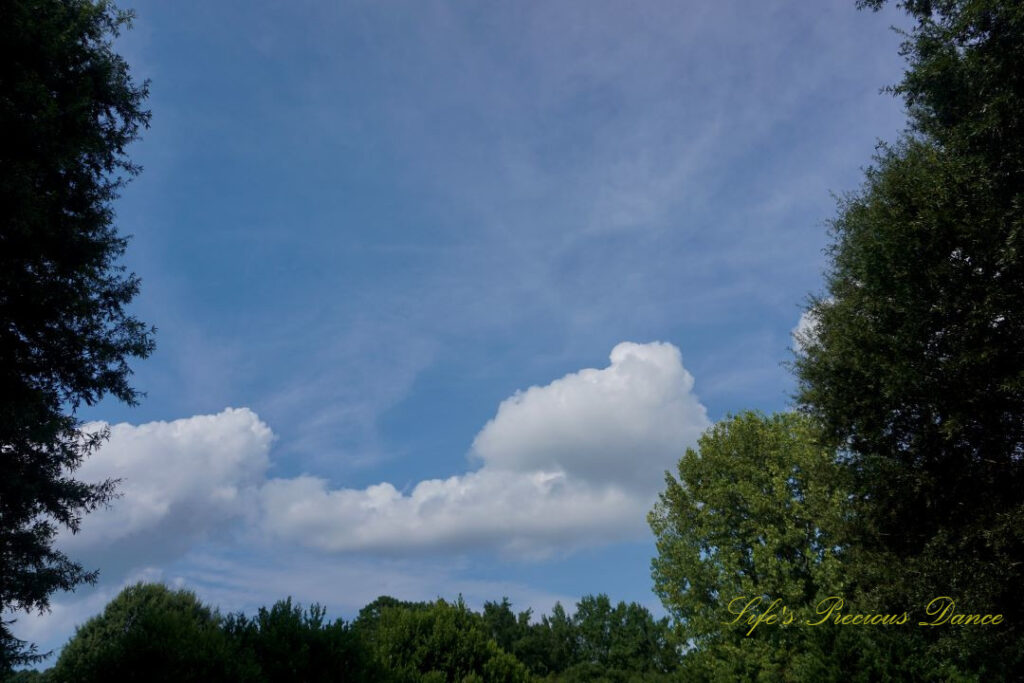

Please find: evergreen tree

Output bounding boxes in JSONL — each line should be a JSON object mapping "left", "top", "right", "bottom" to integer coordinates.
{"left": 0, "top": 0, "right": 153, "bottom": 669}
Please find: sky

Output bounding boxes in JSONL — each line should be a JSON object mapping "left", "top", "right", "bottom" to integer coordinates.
{"left": 13, "top": 0, "right": 913, "bottom": 662}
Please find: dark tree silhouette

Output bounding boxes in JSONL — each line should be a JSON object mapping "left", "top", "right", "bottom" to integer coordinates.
{"left": 0, "top": 0, "right": 153, "bottom": 669}
{"left": 795, "top": 0, "right": 1024, "bottom": 675}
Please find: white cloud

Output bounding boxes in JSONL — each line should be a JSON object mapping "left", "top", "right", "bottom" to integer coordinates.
{"left": 471, "top": 341, "right": 708, "bottom": 490}
{"left": 260, "top": 470, "right": 645, "bottom": 558}
{"left": 51, "top": 343, "right": 707, "bottom": 569}
{"left": 61, "top": 408, "right": 273, "bottom": 569}
{"left": 260, "top": 342, "right": 709, "bottom": 557}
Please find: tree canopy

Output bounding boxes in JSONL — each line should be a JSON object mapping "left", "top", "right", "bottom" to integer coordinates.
{"left": 354, "top": 596, "right": 530, "bottom": 683}
{"left": 0, "top": 0, "right": 153, "bottom": 669}
{"left": 15, "top": 586, "right": 682, "bottom": 681}
{"left": 51, "top": 584, "right": 250, "bottom": 682}
{"left": 648, "top": 411, "right": 960, "bottom": 680}
{"left": 221, "top": 597, "right": 374, "bottom": 682}
{"left": 650, "top": 412, "right": 853, "bottom": 680}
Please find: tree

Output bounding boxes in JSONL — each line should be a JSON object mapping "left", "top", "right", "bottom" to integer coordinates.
{"left": 794, "top": 0, "right": 1024, "bottom": 674}
{"left": 536, "top": 602, "right": 577, "bottom": 675}
{"left": 2, "top": 670, "right": 48, "bottom": 683}
{"left": 50, "top": 583, "right": 255, "bottom": 682}
{"left": 561, "top": 595, "right": 678, "bottom": 682}
{"left": 511, "top": 601, "right": 578, "bottom": 679}
{"left": 223, "top": 598, "right": 374, "bottom": 682}
{"left": 479, "top": 595, "right": 677, "bottom": 681}
{"left": 356, "top": 597, "right": 529, "bottom": 683}
{"left": 0, "top": 0, "right": 153, "bottom": 669}
{"left": 482, "top": 598, "right": 520, "bottom": 655}
{"left": 647, "top": 412, "right": 929, "bottom": 680}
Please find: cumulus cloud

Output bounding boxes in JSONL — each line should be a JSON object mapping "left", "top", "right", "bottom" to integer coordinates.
{"left": 61, "top": 408, "right": 273, "bottom": 571}
{"left": 19, "top": 343, "right": 705, "bottom": 660}
{"left": 260, "top": 470, "right": 646, "bottom": 558}
{"left": 260, "top": 342, "right": 709, "bottom": 557}
{"left": 471, "top": 341, "right": 708, "bottom": 490}
{"left": 53, "top": 343, "right": 708, "bottom": 567}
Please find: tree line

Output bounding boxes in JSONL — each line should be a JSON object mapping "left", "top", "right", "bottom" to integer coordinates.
{"left": 5, "top": 583, "right": 678, "bottom": 682}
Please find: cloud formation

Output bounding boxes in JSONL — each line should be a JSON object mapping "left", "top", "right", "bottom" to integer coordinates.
{"left": 471, "top": 341, "right": 708, "bottom": 490}
{"left": 56, "top": 343, "right": 708, "bottom": 566}
{"left": 62, "top": 408, "right": 273, "bottom": 571}
{"left": 259, "top": 470, "right": 643, "bottom": 558}
{"left": 260, "top": 342, "right": 709, "bottom": 557}
{"left": 29, "top": 342, "right": 706, "bottom": 662}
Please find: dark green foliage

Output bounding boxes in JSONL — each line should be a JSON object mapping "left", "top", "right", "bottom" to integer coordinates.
{"left": 649, "top": 414, "right": 844, "bottom": 654}
{"left": 223, "top": 598, "right": 375, "bottom": 682}
{"left": 352, "top": 595, "right": 431, "bottom": 636}
{"left": 858, "top": 0, "right": 1024, "bottom": 179}
{"left": 477, "top": 595, "right": 678, "bottom": 681}
{"left": 531, "top": 602, "right": 577, "bottom": 675}
{"left": 482, "top": 598, "right": 520, "bottom": 655}
{"left": 481, "top": 599, "right": 552, "bottom": 675}
{"left": 2, "top": 670, "right": 49, "bottom": 683}
{"left": 352, "top": 593, "right": 676, "bottom": 682}
{"left": 795, "top": 139, "right": 1024, "bottom": 664}
{"left": 647, "top": 412, "right": 943, "bottom": 680}
{"left": 354, "top": 596, "right": 529, "bottom": 683}
{"left": 42, "top": 586, "right": 374, "bottom": 682}
{"left": 0, "top": 0, "right": 153, "bottom": 670}
{"left": 794, "top": 0, "right": 1024, "bottom": 676}
{"left": 49, "top": 583, "right": 254, "bottom": 682}
{"left": 567, "top": 595, "right": 677, "bottom": 677}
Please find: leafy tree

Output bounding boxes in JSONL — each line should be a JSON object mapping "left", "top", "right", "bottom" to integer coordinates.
{"left": 50, "top": 583, "right": 254, "bottom": 682}
{"left": 534, "top": 602, "right": 577, "bottom": 674}
{"left": 499, "top": 600, "right": 578, "bottom": 678}
{"left": 0, "top": 0, "right": 153, "bottom": 669}
{"left": 482, "top": 598, "right": 520, "bottom": 655}
{"left": 562, "top": 595, "right": 677, "bottom": 682}
{"left": 351, "top": 594, "right": 431, "bottom": 658}
{"left": 356, "top": 597, "right": 529, "bottom": 683}
{"left": 480, "top": 598, "right": 564, "bottom": 677}
{"left": 647, "top": 412, "right": 928, "bottom": 680}
{"left": 26, "top": 587, "right": 688, "bottom": 682}
{"left": 478, "top": 594, "right": 677, "bottom": 682}
{"left": 795, "top": 0, "right": 1024, "bottom": 675}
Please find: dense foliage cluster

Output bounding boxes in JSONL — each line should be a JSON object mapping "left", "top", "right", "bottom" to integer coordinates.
{"left": 648, "top": 412, "right": 969, "bottom": 681}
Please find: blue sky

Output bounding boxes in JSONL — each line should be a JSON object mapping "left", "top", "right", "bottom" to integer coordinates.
{"left": 17, "top": 0, "right": 912, "bottom": 660}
